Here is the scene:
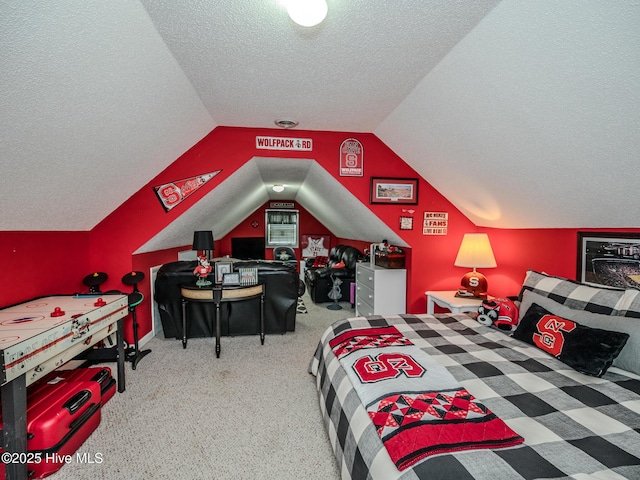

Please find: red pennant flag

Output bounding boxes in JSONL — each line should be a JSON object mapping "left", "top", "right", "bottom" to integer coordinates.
{"left": 153, "top": 170, "right": 221, "bottom": 212}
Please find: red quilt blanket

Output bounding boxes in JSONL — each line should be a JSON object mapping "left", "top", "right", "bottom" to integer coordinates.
{"left": 329, "top": 326, "right": 524, "bottom": 470}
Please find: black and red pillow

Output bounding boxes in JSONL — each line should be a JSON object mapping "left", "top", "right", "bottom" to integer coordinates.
{"left": 312, "top": 256, "right": 328, "bottom": 267}
{"left": 512, "top": 303, "right": 629, "bottom": 377}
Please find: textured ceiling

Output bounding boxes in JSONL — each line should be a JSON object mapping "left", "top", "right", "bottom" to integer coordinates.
{"left": 376, "top": 1, "right": 640, "bottom": 228}
{"left": 1, "top": 0, "right": 639, "bottom": 242}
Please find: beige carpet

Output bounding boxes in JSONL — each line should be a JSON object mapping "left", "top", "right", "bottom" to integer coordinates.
{"left": 52, "top": 292, "right": 353, "bottom": 479}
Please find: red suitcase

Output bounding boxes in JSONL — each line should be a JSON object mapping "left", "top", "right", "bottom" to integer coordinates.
{"left": 1, "top": 380, "right": 101, "bottom": 479}
{"left": 38, "top": 366, "right": 116, "bottom": 406}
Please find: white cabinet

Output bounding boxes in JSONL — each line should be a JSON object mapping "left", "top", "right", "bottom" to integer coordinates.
{"left": 355, "top": 263, "right": 406, "bottom": 316}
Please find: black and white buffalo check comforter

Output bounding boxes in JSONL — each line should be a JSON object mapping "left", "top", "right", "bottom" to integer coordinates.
{"left": 309, "top": 313, "right": 640, "bottom": 480}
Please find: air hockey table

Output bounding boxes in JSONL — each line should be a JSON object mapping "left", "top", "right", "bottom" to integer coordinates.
{"left": 1, "top": 294, "right": 128, "bottom": 480}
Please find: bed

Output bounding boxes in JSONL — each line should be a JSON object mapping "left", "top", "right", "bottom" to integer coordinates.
{"left": 309, "top": 271, "right": 640, "bottom": 479}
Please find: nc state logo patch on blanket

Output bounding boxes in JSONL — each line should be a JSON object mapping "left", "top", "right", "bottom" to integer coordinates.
{"left": 353, "top": 353, "right": 426, "bottom": 383}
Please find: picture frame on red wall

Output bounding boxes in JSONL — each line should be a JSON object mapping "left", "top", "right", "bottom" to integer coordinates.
{"left": 577, "top": 231, "right": 640, "bottom": 288}
{"left": 301, "top": 234, "right": 330, "bottom": 258}
{"left": 370, "top": 177, "right": 418, "bottom": 204}
{"left": 399, "top": 216, "right": 414, "bottom": 230}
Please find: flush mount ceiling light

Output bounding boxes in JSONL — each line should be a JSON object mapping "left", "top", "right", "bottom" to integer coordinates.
{"left": 272, "top": 184, "right": 285, "bottom": 193}
{"left": 286, "top": 0, "right": 328, "bottom": 27}
{"left": 274, "top": 118, "right": 299, "bottom": 129}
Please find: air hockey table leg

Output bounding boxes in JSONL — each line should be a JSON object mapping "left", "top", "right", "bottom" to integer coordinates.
{"left": 2, "top": 376, "right": 28, "bottom": 480}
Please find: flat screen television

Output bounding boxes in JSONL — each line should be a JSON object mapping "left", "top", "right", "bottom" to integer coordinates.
{"left": 231, "top": 237, "right": 265, "bottom": 260}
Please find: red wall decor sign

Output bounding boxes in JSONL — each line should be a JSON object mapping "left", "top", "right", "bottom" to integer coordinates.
{"left": 255, "top": 136, "right": 313, "bottom": 151}
{"left": 423, "top": 212, "right": 448, "bottom": 235}
{"left": 339, "top": 138, "right": 364, "bottom": 176}
{"left": 153, "top": 170, "right": 221, "bottom": 212}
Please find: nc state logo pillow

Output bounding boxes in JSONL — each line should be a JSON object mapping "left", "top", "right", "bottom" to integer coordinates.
{"left": 512, "top": 303, "right": 629, "bottom": 377}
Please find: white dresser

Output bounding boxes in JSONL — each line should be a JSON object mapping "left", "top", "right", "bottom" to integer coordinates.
{"left": 355, "top": 263, "right": 406, "bottom": 316}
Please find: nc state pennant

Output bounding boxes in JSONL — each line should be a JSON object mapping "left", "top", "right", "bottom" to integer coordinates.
{"left": 153, "top": 170, "right": 221, "bottom": 212}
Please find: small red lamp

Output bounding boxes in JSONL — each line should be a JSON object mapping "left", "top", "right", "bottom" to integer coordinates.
{"left": 454, "top": 233, "right": 497, "bottom": 299}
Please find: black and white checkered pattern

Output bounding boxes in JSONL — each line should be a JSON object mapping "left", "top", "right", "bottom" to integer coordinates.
{"left": 517, "top": 270, "right": 629, "bottom": 314}
{"left": 310, "top": 313, "right": 640, "bottom": 480}
{"left": 518, "top": 270, "right": 640, "bottom": 318}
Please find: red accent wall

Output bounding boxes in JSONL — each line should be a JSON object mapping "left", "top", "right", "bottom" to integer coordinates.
{"left": 2, "top": 126, "right": 639, "bottom": 343}
{"left": 0, "top": 231, "right": 90, "bottom": 306}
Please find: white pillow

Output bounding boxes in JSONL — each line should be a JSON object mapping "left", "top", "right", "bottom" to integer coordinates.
{"left": 519, "top": 290, "right": 640, "bottom": 376}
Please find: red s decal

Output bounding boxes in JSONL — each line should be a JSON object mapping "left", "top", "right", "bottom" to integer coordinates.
{"left": 533, "top": 315, "right": 576, "bottom": 356}
{"left": 353, "top": 353, "right": 425, "bottom": 383}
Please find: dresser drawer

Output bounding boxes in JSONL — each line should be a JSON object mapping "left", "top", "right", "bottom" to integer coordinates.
{"left": 356, "top": 301, "right": 374, "bottom": 317}
{"left": 356, "top": 265, "right": 375, "bottom": 290}
{"left": 356, "top": 286, "right": 375, "bottom": 316}
{"left": 356, "top": 282, "right": 375, "bottom": 310}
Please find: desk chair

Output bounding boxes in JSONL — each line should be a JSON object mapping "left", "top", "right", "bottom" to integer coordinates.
{"left": 273, "top": 246, "right": 297, "bottom": 269}
{"left": 122, "top": 271, "right": 151, "bottom": 370}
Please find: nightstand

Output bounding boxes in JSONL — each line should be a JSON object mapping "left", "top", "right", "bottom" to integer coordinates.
{"left": 425, "top": 290, "right": 489, "bottom": 315}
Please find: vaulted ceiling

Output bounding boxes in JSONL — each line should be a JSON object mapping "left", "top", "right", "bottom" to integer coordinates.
{"left": 1, "top": 1, "right": 639, "bottom": 240}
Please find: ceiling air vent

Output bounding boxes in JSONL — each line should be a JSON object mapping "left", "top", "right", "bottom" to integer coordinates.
{"left": 274, "top": 119, "right": 299, "bottom": 129}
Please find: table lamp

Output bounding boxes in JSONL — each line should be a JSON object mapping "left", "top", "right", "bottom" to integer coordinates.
{"left": 454, "top": 233, "right": 496, "bottom": 299}
{"left": 193, "top": 230, "right": 215, "bottom": 261}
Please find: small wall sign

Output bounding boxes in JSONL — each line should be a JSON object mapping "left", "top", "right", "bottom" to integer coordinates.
{"left": 270, "top": 202, "right": 295, "bottom": 209}
{"left": 399, "top": 216, "right": 414, "bottom": 230}
{"left": 339, "top": 138, "right": 364, "bottom": 176}
{"left": 255, "top": 136, "right": 312, "bottom": 151}
{"left": 423, "top": 212, "right": 448, "bottom": 235}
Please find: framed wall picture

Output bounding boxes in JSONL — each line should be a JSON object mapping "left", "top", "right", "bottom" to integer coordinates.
{"left": 222, "top": 272, "right": 241, "bottom": 286}
{"left": 399, "top": 216, "right": 414, "bottom": 230}
{"left": 370, "top": 177, "right": 418, "bottom": 204}
{"left": 577, "top": 232, "right": 640, "bottom": 288}
{"left": 238, "top": 267, "right": 258, "bottom": 286}
{"left": 215, "top": 261, "right": 233, "bottom": 284}
{"left": 300, "top": 234, "right": 330, "bottom": 257}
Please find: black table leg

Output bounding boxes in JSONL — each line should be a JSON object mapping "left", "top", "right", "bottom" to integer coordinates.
{"left": 260, "top": 293, "right": 265, "bottom": 345}
{"left": 215, "top": 303, "right": 221, "bottom": 358}
{"left": 1, "top": 376, "right": 28, "bottom": 480}
{"left": 181, "top": 298, "right": 188, "bottom": 349}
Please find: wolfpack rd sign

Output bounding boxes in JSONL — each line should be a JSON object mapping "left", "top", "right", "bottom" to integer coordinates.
{"left": 255, "top": 136, "right": 313, "bottom": 151}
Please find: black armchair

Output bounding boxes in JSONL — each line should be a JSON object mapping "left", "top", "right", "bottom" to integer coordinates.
{"left": 304, "top": 245, "right": 363, "bottom": 303}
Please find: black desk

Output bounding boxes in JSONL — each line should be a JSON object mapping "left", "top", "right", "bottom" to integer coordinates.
{"left": 180, "top": 283, "right": 265, "bottom": 357}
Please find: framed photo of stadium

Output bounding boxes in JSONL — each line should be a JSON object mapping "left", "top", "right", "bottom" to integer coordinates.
{"left": 577, "top": 232, "right": 640, "bottom": 288}
{"left": 370, "top": 177, "right": 418, "bottom": 204}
